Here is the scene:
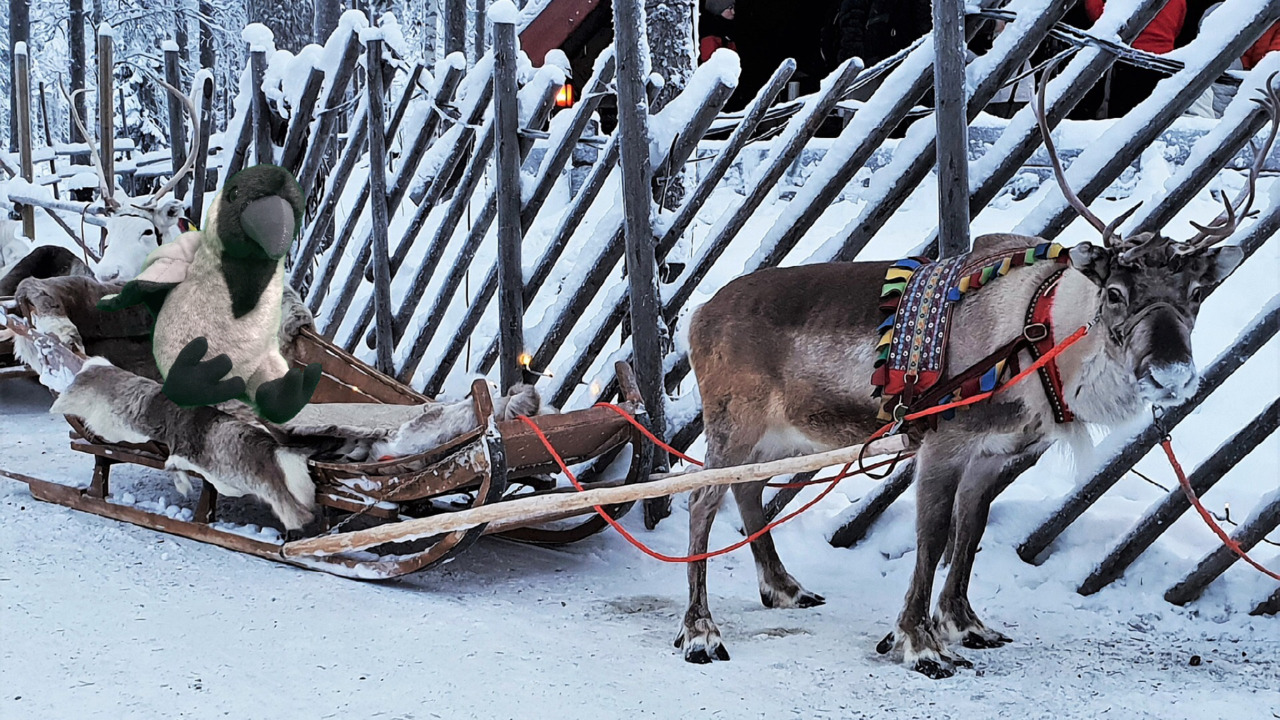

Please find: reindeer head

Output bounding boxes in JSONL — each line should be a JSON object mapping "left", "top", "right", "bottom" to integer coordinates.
{"left": 62, "top": 79, "right": 198, "bottom": 283}
{"left": 1034, "top": 69, "right": 1274, "bottom": 406}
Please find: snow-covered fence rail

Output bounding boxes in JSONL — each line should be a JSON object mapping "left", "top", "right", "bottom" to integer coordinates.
{"left": 270, "top": 3, "right": 1280, "bottom": 612}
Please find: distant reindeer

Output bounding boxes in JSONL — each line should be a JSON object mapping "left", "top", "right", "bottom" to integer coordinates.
{"left": 678, "top": 72, "right": 1273, "bottom": 675}
{"left": 60, "top": 79, "right": 198, "bottom": 282}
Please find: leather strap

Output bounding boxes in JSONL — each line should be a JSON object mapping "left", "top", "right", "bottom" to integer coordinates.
{"left": 1025, "top": 268, "right": 1074, "bottom": 424}
{"left": 903, "top": 267, "right": 1075, "bottom": 425}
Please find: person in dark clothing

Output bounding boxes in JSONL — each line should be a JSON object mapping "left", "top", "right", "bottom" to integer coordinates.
{"left": 1067, "top": 0, "right": 1188, "bottom": 119}
{"left": 699, "top": 0, "right": 737, "bottom": 63}
{"left": 834, "top": 0, "right": 933, "bottom": 68}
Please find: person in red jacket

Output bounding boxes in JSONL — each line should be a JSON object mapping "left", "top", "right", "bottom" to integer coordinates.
{"left": 699, "top": 0, "right": 737, "bottom": 63}
{"left": 1076, "top": 0, "right": 1187, "bottom": 118}
{"left": 1242, "top": 22, "right": 1280, "bottom": 70}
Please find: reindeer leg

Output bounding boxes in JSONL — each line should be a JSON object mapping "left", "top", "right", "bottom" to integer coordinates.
{"left": 732, "top": 480, "right": 824, "bottom": 609}
{"left": 675, "top": 483, "right": 731, "bottom": 663}
{"left": 887, "top": 441, "right": 968, "bottom": 679}
{"left": 937, "top": 448, "right": 1044, "bottom": 650}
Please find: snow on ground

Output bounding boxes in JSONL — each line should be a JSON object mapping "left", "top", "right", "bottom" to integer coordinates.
{"left": 2, "top": 371, "right": 1277, "bottom": 718}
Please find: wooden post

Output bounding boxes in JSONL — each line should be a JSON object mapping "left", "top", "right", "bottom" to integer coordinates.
{"left": 364, "top": 35, "right": 395, "bottom": 375}
{"left": 37, "top": 82, "right": 59, "bottom": 199}
{"left": 14, "top": 42, "right": 36, "bottom": 243}
{"left": 97, "top": 23, "right": 115, "bottom": 199}
{"left": 613, "top": 0, "right": 669, "bottom": 527}
{"left": 164, "top": 41, "right": 190, "bottom": 199}
{"left": 250, "top": 48, "right": 271, "bottom": 166}
{"left": 933, "top": 0, "right": 970, "bottom": 258}
{"left": 190, "top": 72, "right": 214, "bottom": 225}
{"left": 493, "top": 16, "right": 526, "bottom": 392}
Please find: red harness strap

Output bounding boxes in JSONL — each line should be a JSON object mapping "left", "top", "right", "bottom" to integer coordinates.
{"left": 1025, "top": 268, "right": 1074, "bottom": 424}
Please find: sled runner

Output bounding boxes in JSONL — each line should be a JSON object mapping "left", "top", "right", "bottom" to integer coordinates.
{"left": 2, "top": 308, "right": 655, "bottom": 580}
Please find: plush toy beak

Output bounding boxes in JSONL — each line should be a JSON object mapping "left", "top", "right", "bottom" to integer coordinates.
{"left": 239, "top": 196, "right": 296, "bottom": 259}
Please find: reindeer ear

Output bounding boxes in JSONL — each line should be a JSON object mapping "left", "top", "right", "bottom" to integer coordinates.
{"left": 1200, "top": 245, "right": 1244, "bottom": 285}
{"left": 1069, "top": 242, "right": 1111, "bottom": 286}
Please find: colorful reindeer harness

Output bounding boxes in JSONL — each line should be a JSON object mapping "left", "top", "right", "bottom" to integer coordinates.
{"left": 872, "top": 242, "right": 1075, "bottom": 426}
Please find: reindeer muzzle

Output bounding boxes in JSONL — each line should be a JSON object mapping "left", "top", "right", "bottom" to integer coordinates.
{"left": 239, "top": 196, "right": 296, "bottom": 259}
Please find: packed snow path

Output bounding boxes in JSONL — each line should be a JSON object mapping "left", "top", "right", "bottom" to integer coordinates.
{"left": 1, "top": 378, "right": 1276, "bottom": 719}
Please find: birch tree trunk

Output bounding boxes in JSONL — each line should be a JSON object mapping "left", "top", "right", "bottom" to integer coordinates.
{"left": 403, "top": 0, "right": 439, "bottom": 64}
{"left": 644, "top": 0, "right": 696, "bottom": 211}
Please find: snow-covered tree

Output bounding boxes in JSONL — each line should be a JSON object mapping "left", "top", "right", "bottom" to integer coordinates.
{"left": 247, "top": 0, "right": 313, "bottom": 54}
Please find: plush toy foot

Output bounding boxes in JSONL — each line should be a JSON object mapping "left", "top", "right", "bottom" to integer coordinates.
{"left": 96, "top": 279, "right": 177, "bottom": 318}
{"left": 254, "top": 362, "right": 322, "bottom": 423}
{"left": 163, "top": 336, "right": 247, "bottom": 408}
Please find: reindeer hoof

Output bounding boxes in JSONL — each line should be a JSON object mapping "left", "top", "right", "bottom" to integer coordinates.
{"left": 963, "top": 630, "right": 1012, "bottom": 650}
{"left": 760, "top": 575, "right": 825, "bottom": 609}
{"left": 943, "top": 651, "right": 973, "bottom": 669}
{"left": 913, "top": 659, "right": 954, "bottom": 680}
{"left": 674, "top": 620, "right": 730, "bottom": 664}
{"left": 876, "top": 632, "right": 895, "bottom": 655}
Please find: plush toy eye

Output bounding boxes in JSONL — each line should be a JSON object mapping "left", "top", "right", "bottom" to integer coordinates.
{"left": 227, "top": 186, "right": 239, "bottom": 202}
{"left": 1106, "top": 287, "right": 1125, "bottom": 305}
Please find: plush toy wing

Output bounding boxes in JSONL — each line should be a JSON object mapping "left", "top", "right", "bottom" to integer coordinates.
{"left": 97, "top": 231, "right": 203, "bottom": 317}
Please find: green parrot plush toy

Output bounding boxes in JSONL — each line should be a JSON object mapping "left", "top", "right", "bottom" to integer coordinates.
{"left": 98, "top": 164, "right": 322, "bottom": 424}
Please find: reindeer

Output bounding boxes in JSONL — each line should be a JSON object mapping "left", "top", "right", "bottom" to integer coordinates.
{"left": 676, "top": 71, "right": 1272, "bottom": 675}
{"left": 60, "top": 78, "right": 198, "bottom": 282}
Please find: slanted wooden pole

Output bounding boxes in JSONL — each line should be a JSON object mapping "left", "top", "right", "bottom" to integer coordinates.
{"left": 1076, "top": 399, "right": 1280, "bottom": 597}
{"left": 282, "top": 435, "right": 910, "bottom": 558}
{"left": 933, "top": 0, "right": 970, "bottom": 258}
{"left": 364, "top": 34, "right": 395, "bottom": 375}
{"left": 190, "top": 72, "right": 214, "bottom": 225}
{"left": 250, "top": 48, "right": 271, "bottom": 165}
{"left": 612, "top": 0, "right": 670, "bottom": 525}
{"left": 97, "top": 23, "right": 116, "bottom": 199}
{"left": 492, "top": 13, "right": 526, "bottom": 393}
{"left": 163, "top": 41, "right": 190, "bottom": 199}
{"left": 14, "top": 42, "right": 36, "bottom": 243}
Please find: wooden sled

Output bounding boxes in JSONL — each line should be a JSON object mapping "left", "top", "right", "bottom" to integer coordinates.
{"left": 3, "top": 311, "right": 656, "bottom": 580}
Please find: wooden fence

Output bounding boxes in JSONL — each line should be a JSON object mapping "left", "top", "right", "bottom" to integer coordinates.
{"left": 6, "top": 0, "right": 1278, "bottom": 614}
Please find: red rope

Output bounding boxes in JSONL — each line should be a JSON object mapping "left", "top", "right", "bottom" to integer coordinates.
{"left": 518, "top": 414, "right": 906, "bottom": 563}
{"left": 595, "top": 402, "right": 704, "bottom": 466}
{"left": 1160, "top": 438, "right": 1280, "bottom": 582}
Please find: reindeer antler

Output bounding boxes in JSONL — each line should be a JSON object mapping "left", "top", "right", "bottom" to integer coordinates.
{"left": 1034, "top": 59, "right": 1120, "bottom": 246}
{"left": 142, "top": 77, "right": 201, "bottom": 207}
{"left": 1182, "top": 71, "right": 1280, "bottom": 251}
{"left": 58, "top": 80, "right": 120, "bottom": 212}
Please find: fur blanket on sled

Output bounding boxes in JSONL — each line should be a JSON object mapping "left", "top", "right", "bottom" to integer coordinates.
{"left": 50, "top": 359, "right": 544, "bottom": 530}
{"left": 16, "top": 275, "right": 547, "bottom": 531}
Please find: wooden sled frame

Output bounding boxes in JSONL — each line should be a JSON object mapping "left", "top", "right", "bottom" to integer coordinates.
{"left": 4, "top": 314, "right": 655, "bottom": 580}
